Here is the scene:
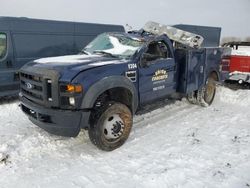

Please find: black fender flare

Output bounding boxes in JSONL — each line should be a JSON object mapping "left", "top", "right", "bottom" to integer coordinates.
{"left": 81, "top": 76, "right": 138, "bottom": 114}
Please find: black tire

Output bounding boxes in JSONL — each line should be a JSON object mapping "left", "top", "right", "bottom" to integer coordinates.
{"left": 197, "top": 73, "right": 218, "bottom": 107}
{"left": 88, "top": 102, "right": 133, "bottom": 151}
{"left": 187, "top": 91, "right": 198, "bottom": 104}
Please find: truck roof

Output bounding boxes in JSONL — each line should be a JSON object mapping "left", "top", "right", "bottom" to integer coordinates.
{"left": 105, "top": 31, "right": 157, "bottom": 43}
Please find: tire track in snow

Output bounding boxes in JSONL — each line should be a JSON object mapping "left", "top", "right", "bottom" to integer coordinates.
{"left": 132, "top": 100, "right": 199, "bottom": 133}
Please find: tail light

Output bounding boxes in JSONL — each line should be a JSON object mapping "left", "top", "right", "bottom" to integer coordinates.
{"left": 220, "top": 57, "right": 231, "bottom": 72}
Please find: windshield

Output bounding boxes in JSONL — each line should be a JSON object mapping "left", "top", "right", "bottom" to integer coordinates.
{"left": 83, "top": 33, "right": 144, "bottom": 58}
{"left": 0, "top": 33, "right": 7, "bottom": 59}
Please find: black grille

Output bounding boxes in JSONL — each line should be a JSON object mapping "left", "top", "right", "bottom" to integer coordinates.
{"left": 20, "top": 72, "right": 52, "bottom": 105}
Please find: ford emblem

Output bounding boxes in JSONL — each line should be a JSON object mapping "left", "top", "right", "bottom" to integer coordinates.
{"left": 25, "top": 82, "right": 33, "bottom": 90}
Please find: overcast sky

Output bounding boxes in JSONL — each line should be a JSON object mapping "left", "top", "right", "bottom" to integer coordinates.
{"left": 1, "top": 0, "right": 250, "bottom": 38}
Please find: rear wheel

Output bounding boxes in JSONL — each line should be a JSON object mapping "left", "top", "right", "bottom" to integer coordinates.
{"left": 187, "top": 73, "right": 218, "bottom": 107}
{"left": 89, "top": 102, "right": 132, "bottom": 151}
{"left": 197, "top": 73, "right": 218, "bottom": 107}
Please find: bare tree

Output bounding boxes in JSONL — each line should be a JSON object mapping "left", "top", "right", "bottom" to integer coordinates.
{"left": 245, "top": 37, "right": 250, "bottom": 42}
{"left": 221, "top": 37, "right": 242, "bottom": 45}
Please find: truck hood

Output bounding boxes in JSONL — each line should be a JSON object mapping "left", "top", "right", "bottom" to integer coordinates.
{"left": 22, "top": 54, "right": 127, "bottom": 81}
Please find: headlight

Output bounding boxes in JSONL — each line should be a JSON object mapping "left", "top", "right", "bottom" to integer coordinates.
{"left": 59, "top": 83, "right": 83, "bottom": 108}
{"left": 60, "top": 84, "right": 83, "bottom": 93}
{"left": 69, "top": 97, "right": 75, "bottom": 106}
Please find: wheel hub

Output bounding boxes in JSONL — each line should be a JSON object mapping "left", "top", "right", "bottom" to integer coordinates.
{"left": 205, "top": 78, "right": 215, "bottom": 103}
{"left": 103, "top": 114, "right": 125, "bottom": 140}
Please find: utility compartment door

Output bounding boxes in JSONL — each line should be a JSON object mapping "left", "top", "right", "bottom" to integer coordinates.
{"left": 204, "top": 48, "right": 224, "bottom": 80}
{"left": 176, "top": 48, "right": 206, "bottom": 94}
{"left": 186, "top": 49, "right": 206, "bottom": 93}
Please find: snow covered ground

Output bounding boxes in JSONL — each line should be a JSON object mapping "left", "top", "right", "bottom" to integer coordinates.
{"left": 0, "top": 87, "right": 250, "bottom": 188}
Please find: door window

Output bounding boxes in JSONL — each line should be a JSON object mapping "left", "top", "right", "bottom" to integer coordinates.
{"left": 142, "top": 41, "right": 172, "bottom": 66}
{"left": 157, "top": 41, "right": 172, "bottom": 58}
{"left": 0, "top": 33, "right": 7, "bottom": 59}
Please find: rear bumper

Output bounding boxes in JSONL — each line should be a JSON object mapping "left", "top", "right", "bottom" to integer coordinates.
{"left": 20, "top": 96, "right": 91, "bottom": 137}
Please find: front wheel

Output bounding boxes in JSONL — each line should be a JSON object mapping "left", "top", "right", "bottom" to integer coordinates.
{"left": 89, "top": 102, "right": 133, "bottom": 151}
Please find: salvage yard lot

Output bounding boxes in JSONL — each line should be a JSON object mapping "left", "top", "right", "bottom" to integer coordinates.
{"left": 0, "top": 87, "right": 250, "bottom": 188}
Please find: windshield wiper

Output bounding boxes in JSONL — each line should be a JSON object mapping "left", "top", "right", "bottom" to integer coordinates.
{"left": 79, "top": 49, "right": 89, "bottom": 55}
{"left": 93, "top": 50, "right": 117, "bottom": 58}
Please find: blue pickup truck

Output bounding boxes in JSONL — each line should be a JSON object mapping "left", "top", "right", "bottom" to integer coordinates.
{"left": 19, "top": 27, "right": 230, "bottom": 151}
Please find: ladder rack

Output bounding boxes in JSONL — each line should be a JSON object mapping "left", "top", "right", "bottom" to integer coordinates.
{"left": 143, "top": 21, "right": 204, "bottom": 48}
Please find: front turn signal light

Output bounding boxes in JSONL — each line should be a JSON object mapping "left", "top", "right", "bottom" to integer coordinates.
{"left": 66, "top": 84, "right": 83, "bottom": 93}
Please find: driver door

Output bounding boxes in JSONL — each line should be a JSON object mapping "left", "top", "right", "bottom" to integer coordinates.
{"left": 139, "top": 40, "right": 176, "bottom": 104}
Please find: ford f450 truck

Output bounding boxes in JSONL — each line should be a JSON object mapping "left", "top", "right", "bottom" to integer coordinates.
{"left": 19, "top": 22, "right": 230, "bottom": 151}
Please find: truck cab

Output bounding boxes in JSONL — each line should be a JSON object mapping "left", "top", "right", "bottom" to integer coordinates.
{"left": 20, "top": 26, "right": 229, "bottom": 151}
